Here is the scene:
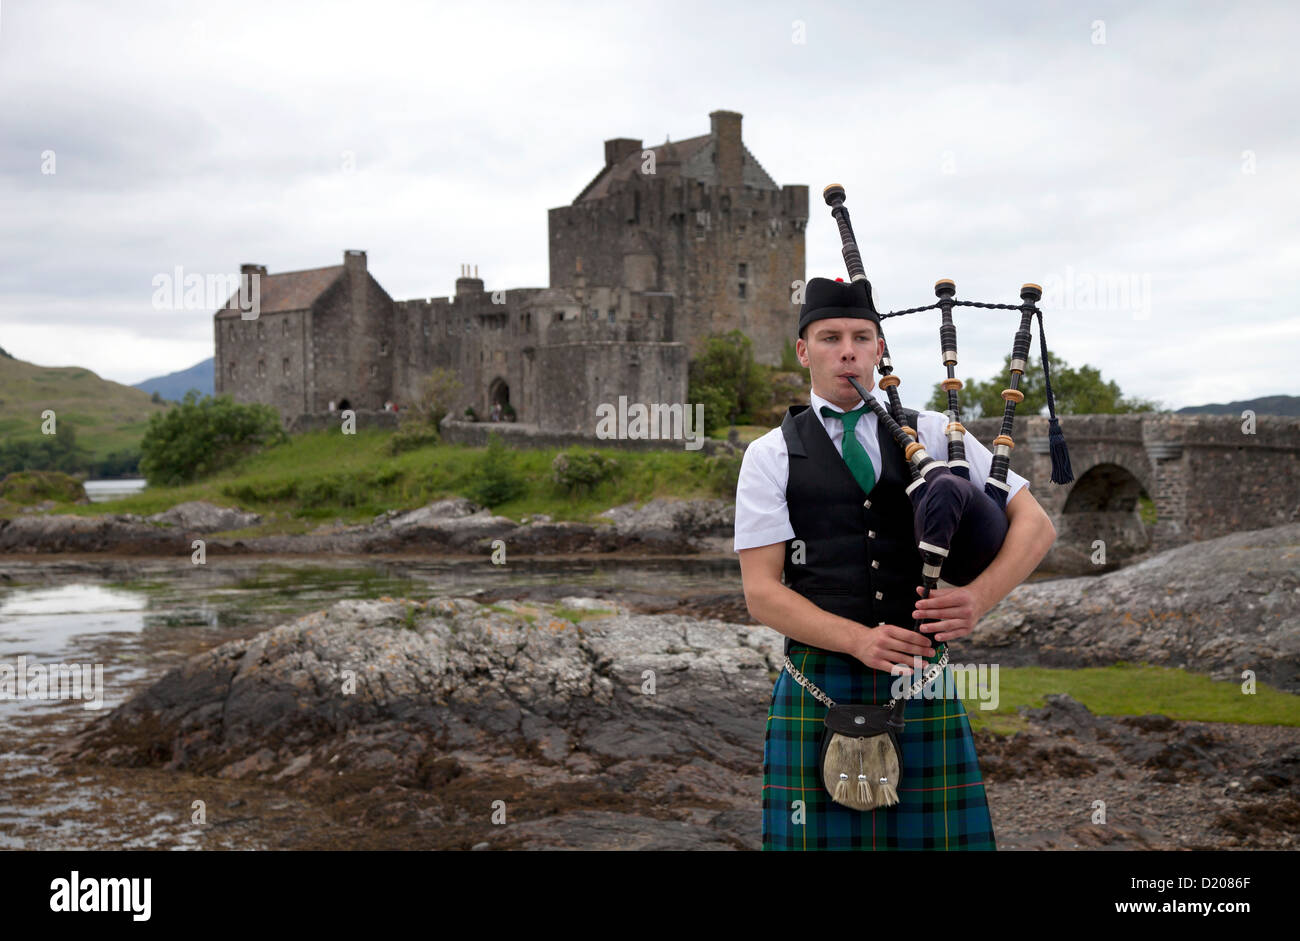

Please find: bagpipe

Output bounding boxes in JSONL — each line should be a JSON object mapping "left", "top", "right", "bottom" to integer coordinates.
{"left": 820, "top": 183, "right": 1074, "bottom": 671}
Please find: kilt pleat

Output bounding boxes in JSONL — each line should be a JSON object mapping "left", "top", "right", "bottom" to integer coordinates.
{"left": 761, "top": 645, "right": 996, "bottom": 851}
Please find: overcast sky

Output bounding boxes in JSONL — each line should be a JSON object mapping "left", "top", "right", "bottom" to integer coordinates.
{"left": 1, "top": 0, "right": 1296, "bottom": 410}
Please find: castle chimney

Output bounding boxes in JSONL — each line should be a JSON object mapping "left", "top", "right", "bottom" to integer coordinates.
{"left": 456, "top": 263, "right": 484, "bottom": 297}
{"left": 709, "top": 109, "right": 743, "bottom": 189}
{"left": 604, "top": 137, "right": 643, "bottom": 169}
{"left": 344, "top": 249, "right": 367, "bottom": 278}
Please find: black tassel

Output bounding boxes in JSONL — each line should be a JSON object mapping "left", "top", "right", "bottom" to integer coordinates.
{"left": 1047, "top": 415, "right": 1074, "bottom": 484}
{"left": 1035, "top": 309, "right": 1074, "bottom": 484}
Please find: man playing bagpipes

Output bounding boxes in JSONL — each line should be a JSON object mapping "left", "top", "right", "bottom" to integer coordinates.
{"left": 734, "top": 185, "right": 1065, "bottom": 850}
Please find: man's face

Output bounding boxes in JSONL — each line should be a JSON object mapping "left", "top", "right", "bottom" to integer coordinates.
{"left": 795, "top": 317, "right": 884, "bottom": 409}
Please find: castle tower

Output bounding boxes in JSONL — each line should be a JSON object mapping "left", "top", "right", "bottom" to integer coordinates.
{"left": 547, "top": 109, "right": 807, "bottom": 366}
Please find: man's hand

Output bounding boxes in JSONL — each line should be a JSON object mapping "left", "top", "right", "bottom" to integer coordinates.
{"left": 846, "top": 622, "right": 936, "bottom": 675}
{"left": 911, "top": 584, "right": 989, "bottom": 643}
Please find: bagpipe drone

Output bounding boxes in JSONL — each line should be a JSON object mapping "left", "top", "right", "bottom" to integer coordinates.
{"left": 820, "top": 183, "right": 1075, "bottom": 671}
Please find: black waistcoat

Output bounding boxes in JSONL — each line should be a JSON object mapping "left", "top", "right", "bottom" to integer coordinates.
{"left": 780, "top": 402, "right": 923, "bottom": 666}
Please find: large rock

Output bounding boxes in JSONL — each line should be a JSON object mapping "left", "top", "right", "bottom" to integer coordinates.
{"left": 967, "top": 523, "right": 1300, "bottom": 692}
{"left": 0, "top": 513, "right": 178, "bottom": 554}
{"left": 52, "top": 596, "right": 782, "bottom": 849}
{"left": 146, "top": 501, "right": 262, "bottom": 533}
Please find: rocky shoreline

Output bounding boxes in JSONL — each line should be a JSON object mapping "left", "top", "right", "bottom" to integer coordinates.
{"left": 0, "top": 497, "right": 735, "bottom": 557}
{"left": 46, "top": 580, "right": 1300, "bottom": 850}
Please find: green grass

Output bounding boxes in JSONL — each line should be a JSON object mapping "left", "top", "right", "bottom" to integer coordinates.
{"left": 956, "top": 663, "right": 1300, "bottom": 735}
{"left": 550, "top": 605, "right": 616, "bottom": 624}
{"left": 36, "top": 427, "right": 737, "bottom": 529}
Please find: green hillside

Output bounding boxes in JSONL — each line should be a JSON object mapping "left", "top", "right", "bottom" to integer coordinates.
{"left": 0, "top": 345, "right": 170, "bottom": 475}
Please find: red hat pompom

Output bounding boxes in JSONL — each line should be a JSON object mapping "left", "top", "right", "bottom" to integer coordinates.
{"left": 835, "top": 277, "right": 844, "bottom": 282}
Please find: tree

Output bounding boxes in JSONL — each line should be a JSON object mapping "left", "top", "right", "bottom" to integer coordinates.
{"left": 925, "top": 351, "right": 1161, "bottom": 418}
{"left": 139, "top": 390, "right": 287, "bottom": 486}
{"left": 688, "top": 330, "right": 770, "bottom": 435}
{"left": 402, "top": 367, "right": 463, "bottom": 436}
{"left": 466, "top": 432, "right": 527, "bottom": 507}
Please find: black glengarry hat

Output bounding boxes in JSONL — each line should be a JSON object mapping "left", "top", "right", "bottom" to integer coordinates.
{"left": 798, "top": 276, "right": 880, "bottom": 337}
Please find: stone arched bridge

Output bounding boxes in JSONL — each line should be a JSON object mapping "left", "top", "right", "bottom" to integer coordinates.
{"left": 963, "top": 412, "right": 1300, "bottom": 572}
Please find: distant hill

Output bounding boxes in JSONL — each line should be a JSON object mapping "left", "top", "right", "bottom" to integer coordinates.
{"left": 133, "top": 357, "right": 213, "bottom": 402}
{"left": 0, "top": 344, "right": 169, "bottom": 475}
{"left": 1176, "top": 394, "right": 1300, "bottom": 417}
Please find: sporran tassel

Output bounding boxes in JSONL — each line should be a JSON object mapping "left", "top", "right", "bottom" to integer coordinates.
{"left": 823, "top": 732, "right": 901, "bottom": 811}
{"left": 834, "top": 772, "right": 851, "bottom": 804}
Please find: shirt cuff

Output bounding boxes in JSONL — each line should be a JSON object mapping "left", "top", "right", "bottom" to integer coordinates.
{"left": 734, "top": 523, "right": 796, "bottom": 553}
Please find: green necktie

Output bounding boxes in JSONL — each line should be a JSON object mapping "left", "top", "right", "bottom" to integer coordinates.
{"left": 820, "top": 404, "right": 876, "bottom": 496}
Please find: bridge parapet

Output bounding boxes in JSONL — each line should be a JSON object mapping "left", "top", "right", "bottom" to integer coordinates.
{"left": 958, "top": 412, "right": 1300, "bottom": 569}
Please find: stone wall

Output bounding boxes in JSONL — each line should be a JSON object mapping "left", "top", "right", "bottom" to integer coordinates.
{"left": 287, "top": 409, "right": 400, "bottom": 435}
{"left": 215, "top": 308, "right": 309, "bottom": 419}
{"left": 438, "top": 418, "right": 736, "bottom": 456}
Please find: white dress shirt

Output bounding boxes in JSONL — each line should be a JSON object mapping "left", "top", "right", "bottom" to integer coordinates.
{"left": 733, "top": 384, "right": 1029, "bottom": 552}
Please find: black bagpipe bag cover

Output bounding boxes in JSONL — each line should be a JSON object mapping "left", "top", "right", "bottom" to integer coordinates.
{"left": 908, "top": 465, "right": 1009, "bottom": 586}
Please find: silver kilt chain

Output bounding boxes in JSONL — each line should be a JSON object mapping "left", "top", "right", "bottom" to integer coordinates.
{"left": 782, "top": 645, "right": 950, "bottom": 709}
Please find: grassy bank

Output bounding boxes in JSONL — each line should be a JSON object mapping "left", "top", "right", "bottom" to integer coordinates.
{"left": 31, "top": 427, "right": 739, "bottom": 527}
{"left": 958, "top": 663, "right": 1299, "bottom": 734}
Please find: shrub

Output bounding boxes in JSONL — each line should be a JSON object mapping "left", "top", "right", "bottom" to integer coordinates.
{"left": 401, "top": 367, "right": 462, "bottom": 440}
{"left": 551, "top": 447, "right": 620, "bottom": 495}
{"left": 465, "top": 433, "right": 527, "bottom": 507}
{"left": 384, "top": 426, "right": 440, "bottom": 456}
{"left": 0, "top": 470, "right": 87, "bottom": 504}
{"left": 703, "top": 450, "right": 743, "bottom": 497}
{"left": 139, "top": 390, "right": 287, "bottom": 487}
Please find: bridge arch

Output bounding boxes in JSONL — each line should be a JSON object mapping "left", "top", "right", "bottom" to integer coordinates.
{"left": 1056, "top": 461, "right": 1154, "bottom": 570}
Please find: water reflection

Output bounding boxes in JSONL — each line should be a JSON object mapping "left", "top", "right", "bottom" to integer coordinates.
{"left": 83, "top": 479, "right": 148, "bottom": 502}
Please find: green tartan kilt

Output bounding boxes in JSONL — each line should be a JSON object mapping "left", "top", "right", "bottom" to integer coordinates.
{"left": 762, "top": 644, "right": 996, "bottom": 850}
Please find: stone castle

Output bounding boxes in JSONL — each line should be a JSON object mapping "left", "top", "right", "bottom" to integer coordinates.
{"left": 214, "top": 110, "right": 808, "bottom": 434}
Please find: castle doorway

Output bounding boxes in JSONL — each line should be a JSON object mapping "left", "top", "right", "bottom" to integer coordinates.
{"left": 488, "top": 378, "right": 511, "bottom": 421}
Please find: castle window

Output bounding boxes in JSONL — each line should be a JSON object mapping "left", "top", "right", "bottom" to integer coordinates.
{"left": 554, "top": 311, "right": 564, "bottom": 323}
{"left": 590, "top": 308, "right": 598, "bottom": 321}
{"left": 256, "top": 359, "right": 266, "bottom": 377}
{"left": 282, "top": 319, "right": 290, "bottom": 337}
{"left": 738, "top": 282, "right": 747, "bottom": 299}
{"left": 608, "top": 308, "right": 616, "bottom": 323}
{"left": 228, "top": 361, "right": 236, "bottom": 379}
{"left": 738, "top": 263, "right": 747, "bottom": 278}
{"left": 380, "top": 340, "right": 388, "bottom": 355}
{"left": 423, "top": 316, "right": 430, "bottom": 337}
{"left": 256, "top": 321, "right": 265, "bottom": 340}
{"left": 282, "top": 357, "right": 290, "bottom": 375}
{"left": 369, "top": 363, "right": 378, "bottom": 378}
